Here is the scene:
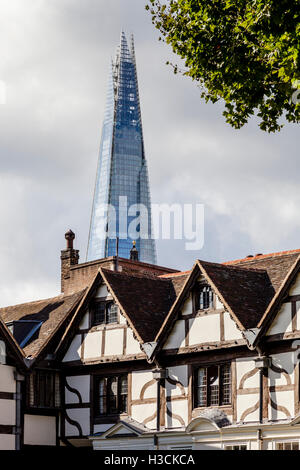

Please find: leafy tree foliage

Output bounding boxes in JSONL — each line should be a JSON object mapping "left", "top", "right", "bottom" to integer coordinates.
{"left": 146, "top": 0, "right": 300, "bottom": 132}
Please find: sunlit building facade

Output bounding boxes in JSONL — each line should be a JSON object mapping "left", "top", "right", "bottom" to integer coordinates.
{"left": 87, "top": 32, "right": 156, "bottom": 264}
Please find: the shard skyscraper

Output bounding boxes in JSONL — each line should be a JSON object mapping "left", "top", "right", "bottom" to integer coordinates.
{"left": 87, "top": 33, "right": 157, "bottom": 264}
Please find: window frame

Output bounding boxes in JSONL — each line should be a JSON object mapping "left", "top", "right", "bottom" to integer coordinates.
{"left": 275, "top": 441, "right": 299, "bottom": 450}
{"left": 91, "top": 300, "right": 119, "bottom": 327}
{"left": 93, "top": 374, "right": 128, "bottom": 421}
{"left": 193, "top": 283, "right": 214, "bottom": 312}
{"left": 194, "top": 362, "right": 232, "bottom": 409}
{"left": 27, "top": 370, "right": 61, "bottom": 410}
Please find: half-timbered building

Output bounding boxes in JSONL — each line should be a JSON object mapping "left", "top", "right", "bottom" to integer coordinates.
{"left": 1, "top": 231, "right": 300, "bottom": 450}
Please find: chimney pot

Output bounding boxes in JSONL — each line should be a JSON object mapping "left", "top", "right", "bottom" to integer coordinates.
{"left": 65, "top": 229, "right": 75, "bottom": 249}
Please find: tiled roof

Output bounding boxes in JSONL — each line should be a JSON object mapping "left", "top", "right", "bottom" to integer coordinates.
{"left": 200, "top": 261, "right": 275, "bottom": 329}
{"left": 102, "top": 269, "right": 181, "bottom": 343}
{"left": 224, "top": 250, "right": 300, "bottom": 292}
{"left": 0, "top": 290, "right": 85, "bottom": 358}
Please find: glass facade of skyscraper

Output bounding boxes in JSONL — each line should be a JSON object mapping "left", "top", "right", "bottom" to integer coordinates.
{"left": 87, "top": 33, "right": 157, "bottom": 264}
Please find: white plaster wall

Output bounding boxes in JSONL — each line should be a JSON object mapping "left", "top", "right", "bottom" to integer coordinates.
{"left": 269, "top": 391, "right": 295, "bottom": 420}
{"left": 182, "top": 296, "right": 193, "bottom": 316}
{"left": 269, "top": 352, "right": 295, "bottom": 385}
{"left": 126, "top": 328, "right": 141, "bottom": 355}
{"left": 267, "top": 302, "right": 292, "bottom": 336}
{"left": 63, "top": 334, "right": 82, "bottom": 362}
{"left": 131, "top": 371, "right": 155, "bottom": 400}
{"left": 24, "top": 415, "right": 56, "bottom": 446}
{"left": 104, "top": 329, "right": 123, "bottom": 356}
{"left": 79, "top": 312, "right": 89, "bottom": 330}
{"left": 95, "top": 285, "right": 109, "bottom": 298}
{"left": 0, "top": 365, "right": 16, "bottom": 393}
{"left": 216, "top": 296, "right": 224, "bottom": 310}
{"left": 224, "top": 312, "right": 243, "bottom": 341}
{"left": 0, "top": 435, "right": 15, "bottom": 450}
{"left": 0, "top": 399, "right": 15, "bottom": 425}
{"left": 65, "top": 375, "right": 90, "bottom": 404}
{"left": 119, "top": 312, "right": 127, "bottom": 325}
{"left": 131, "top": 403, "right": 156, "bottom": 429}
{"left": 166, "top": 366, "right": 188, "bottom": 398}
{"left": 237, "top": 394, "right": 260, "bottom": 422}
{"left": 166, "top": 400, "right": 188, "bottom": 427}
{"left": 83, "top": 331, "right": 102, "bottom": 359}
{"left": 236, "top": 359, "right": 259, "bottom": 389}
{"left": 289, "top": 273, "right": 300, "bottom": 295}
{"left": 189, "top": 315, "right": 220, "bottom": 345}
{"left": 163, "top": 320, "right": 185, "bottom": 350}
{"left": 65, "top": 408, "right": 90, "bottom": 436}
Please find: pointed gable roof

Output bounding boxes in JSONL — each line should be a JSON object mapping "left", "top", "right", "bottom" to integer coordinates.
{"left": 0, "top": 290, "right": 85, "bottom": 360}
{"left": 101, "top": 269, "right": 188, "bottom": 343}
{"left": 153, "top": 250, "right": 300, "bottom": 358}
{"left": 199, "top": 260, "right": 275, "bottom": 330}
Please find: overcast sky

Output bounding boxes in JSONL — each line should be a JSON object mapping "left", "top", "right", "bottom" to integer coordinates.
{"left": 0, "top": 0, "right": 299, "bottom": 307}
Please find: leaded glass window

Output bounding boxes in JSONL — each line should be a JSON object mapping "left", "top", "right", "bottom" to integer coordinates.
{"left": 195, "top": 364, "right": 231, "bottom": 407}
{"left": 95, "top": 375, "right": 128, "bottom": 417}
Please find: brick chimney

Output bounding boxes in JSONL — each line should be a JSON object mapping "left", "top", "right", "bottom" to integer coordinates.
{"left": 61, "top": 230, "right": 79, "bottom": 293}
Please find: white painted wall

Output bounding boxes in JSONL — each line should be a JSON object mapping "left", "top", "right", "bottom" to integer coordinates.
{"left": 0, "top": 399, "right": 15, "bottom": 425}
{"left": 182, "top": 296, "right": 192, "bottom": 316}
{"left": 0, "top": 365, "right": 16, "bottom": 393}
{"left": 63, "top": 334, "right": 82, "bottom": 362}
{"left": 189, "top": 315, "right": 220, "bottom": 345}
{"left": 126, "top": 328, "right": 141, "bottom": 355}
{"left": 65, "top": 408, "right": 90, "bottom": 436}
{"left": 65, "top": 375, "right": 90, "bottom": 404}
{"left": 267, "top": 302, "right": 292, "bottom": 336}
{"left": 131, "top": 371, "right": 155, "bottom": 400}
{"left": 163, "top": 320, "right": 185, "bottom": 350}
{"left": 83, "top": 331, "right": 102, "bottom": 360}
{"left": 0, "top": 435, "right": 15, "bottom": 450}
{"left": 104, "top": 329, "right": 124, "bottom": 356}
{"left": 24, "top": 415, "right": 56, "bottom": 446}
{"left": 224, "top": 312, "right": 243, "bottom": 341}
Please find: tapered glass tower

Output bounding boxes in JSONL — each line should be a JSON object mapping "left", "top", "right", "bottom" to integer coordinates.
{"left": 87, "top": 33, "right": 156, "bottom": 264}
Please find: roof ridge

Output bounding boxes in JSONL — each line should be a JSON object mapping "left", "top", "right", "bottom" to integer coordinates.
{"left": 159, "top": 270, "right": 191, "bottom": 278}
{"left": 223, "top": 248, "right": 300, "bottom": 265}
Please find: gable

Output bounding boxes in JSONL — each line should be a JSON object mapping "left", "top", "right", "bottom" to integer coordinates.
{"left": 266, "top": 272, "right": 300, "bottom": 337}
{"left": 162, "top": 276, "right": 243, "bottom": 352}
{"left": 61, "top": 275, "right": 144, "bottom": 364}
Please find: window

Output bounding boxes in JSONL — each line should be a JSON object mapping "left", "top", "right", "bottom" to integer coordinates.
{"left": 95, "top": 375, "right": 128, "bottom": 416}
{"left": 276, "top": 442, "right": 299, "bottom": 450}
{"left": 225, "top": 445, "right": 247, "bottom": 450}
{"left": 28, "top": 371, "right": 60, "bottom": 409}
{"left": 195, "top": 363, "right": 231, "bottom": 407}
{"left": 194, "top": 284, "right": 213, "bottom": 311}
{"left": 92, "top": 301, "right": 118, "bottom": 326}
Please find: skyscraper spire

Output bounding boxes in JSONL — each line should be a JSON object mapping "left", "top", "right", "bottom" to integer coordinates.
{"left": 87, "top": 33, "right": 156, "bottom": 264}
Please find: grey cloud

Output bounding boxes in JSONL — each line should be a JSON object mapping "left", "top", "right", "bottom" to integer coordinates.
{"left": 0, "top": 0, "right": 299, "bottom": 307}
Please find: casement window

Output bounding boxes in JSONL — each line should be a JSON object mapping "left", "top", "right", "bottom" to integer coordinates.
{"left": 194, "top": 284, "right": 214, "bottom": 311}
{"left": 95, "top": 375, "right": 128, "bottom": 416}
{"left": 195, "top": 363, "right": 231, "bottom": 407}
{"left": 225, "top": 445, "right": 247, "bottom": 451}
{"left": 276, "top": 442, "right": 299, "bottom": 450}
{"left": 28, "top": 371, "right": 60, "bottom": 409}
{"left": 92, "top": 301, "right": 118, "bottom": 326}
